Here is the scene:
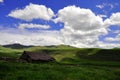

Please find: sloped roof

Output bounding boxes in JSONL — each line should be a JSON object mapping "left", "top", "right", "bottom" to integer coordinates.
{"left": 23, "top": 51, "right": 54, "bottom": 61}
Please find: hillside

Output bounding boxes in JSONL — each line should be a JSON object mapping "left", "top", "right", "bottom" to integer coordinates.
{"left": 0, "top": 46, "right": 120, "bottom": 80}
{"left": 77, "top": 48, "right": 120, "bottom": 61}
{"left": 0, "top": 44, "right": 77, "bottom": 58}
{"left": 2, "top": 43, "right": 33, "bottom": 49}
{"left": 0, "top": 45, "right": 120, "bottom": 62}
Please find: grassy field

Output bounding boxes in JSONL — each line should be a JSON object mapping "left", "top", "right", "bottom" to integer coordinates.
{"left": 0, "top": 45, "right": 120, "bottom": 80}
{"left": 0, "top": 61, "right": 120, "bottom": 80}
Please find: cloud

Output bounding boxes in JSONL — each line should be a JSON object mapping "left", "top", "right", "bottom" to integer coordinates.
{"left": 98, "top": 14, "right": 107, "bottom": 18}
{"left": 104, "top": 12, "right": 120, "bottom": 26}
{"left": 96, "top": 4, "right": 105, "bottom": 9}
{"left": 54, "top": 5, "right": 108, "bottom": 47}
{"left": 8, "top": 3, "right": 54, "bottom": 21}
{"left": 96, "top": 3, "right": 114, "bottom": 9}
{"left": 1, "top": 28, "right": 119, "bottom": 48}
{"left": 2, "top": 5, "right": 120, "bottom": 48}
{"left": 0, "top": 30, "right": 63, "bottom": 46}
{"left": 18, "top": 23, "right": 50, "bottom": 30}
{"left": 112, "top": 30, "right": 120, "bottom": 34}
{"left": 0, "top": 0, "right": 3, "bottom": 3}
{"left": 55, "top": 6, "right": 105, "bottom": 31}
{"left": 110, "top": 13, "right": 120, "bottom": 24}
{"left": 96, "top": 42, "right": 120, "bottom": 49}
{"left": 105, "top": 34, "right": 120, "bottom": 42}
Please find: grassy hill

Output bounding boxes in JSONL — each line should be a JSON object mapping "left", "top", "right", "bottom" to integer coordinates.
{"left": 0, "top": 45, "right": 120, "bottom": 64}
{"left": 0, "top": 45, "right": 120, "bottom": 80}
{"left": 0, "top": 45, "right": 77, "bottom": 58}
{"left": 2, "top": 43, "right": 33, "bottom": 49}
{"left": 77, "top": 48, "right": 120, "bottom": 61}
{"left": 0, "top": 46, "right": 22, "bottom": 58}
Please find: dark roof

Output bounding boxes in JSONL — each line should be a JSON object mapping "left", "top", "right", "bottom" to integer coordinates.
{"left": 23, "top": 51, "right": 54, "bottom": 61}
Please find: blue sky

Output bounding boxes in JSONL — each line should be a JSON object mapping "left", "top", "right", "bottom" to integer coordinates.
{"left": 0, "top": 0, "right": 120, "bottom": 48}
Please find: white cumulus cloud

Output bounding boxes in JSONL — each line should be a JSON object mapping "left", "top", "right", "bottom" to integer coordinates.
{"left": 105, "top": 34, "right": 120, "bottom": 42}
{"left": 0, "top": 0, "right": 3, "bottom": 3}
{"left": 104, "top": 12, "right": 120, "bottom": 27}
{"left": 0, "top": 30, "right": 63, "bottom": 46}
{"left": 98, "top": 14, "right": 107, "bottom": 18}
{"left": 96, "top": 42, "right": 120, "bottom": 49}
{"left": 1, "top": 5, "right": 120, "bottom": 48}
{"left": 8, "top": 3, "right": 54, "bottom": 21}
{"left": 18, "top": 23, "right": 50, "bottom": 30}
{"left": 54, "top": 5, "right": 108, "bottom": 48}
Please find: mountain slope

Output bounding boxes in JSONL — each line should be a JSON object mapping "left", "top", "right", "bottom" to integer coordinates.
{"left": 2, "top": 43, "right": 33, "bottom": 49}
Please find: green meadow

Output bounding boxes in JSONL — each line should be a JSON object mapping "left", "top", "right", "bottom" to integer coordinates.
{"left": 0, "top": 45, "right": 120, "bottom": 80}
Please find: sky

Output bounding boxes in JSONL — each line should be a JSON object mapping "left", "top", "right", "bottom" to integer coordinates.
{"left": 0, "top": 0, "right": 120, "bottom": 48}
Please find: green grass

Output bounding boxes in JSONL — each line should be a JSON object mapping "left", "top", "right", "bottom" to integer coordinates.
{"left": 0, "top": 46, "right": 23, "bottom": 58}
{"left": 60, "top": 58, "right": 120, "bottom": 67}
{"left": 0, "top": 46, "right": 120, "bottom": 80}
{"left": 50, "top": 49, "right": 77, "bottom": 61}
{"left": 0, "top": 61, "right": 120, "bottom": 80}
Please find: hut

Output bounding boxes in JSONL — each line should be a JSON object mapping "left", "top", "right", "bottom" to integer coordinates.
{"left": 19, "top": 51, "right": 55, "bottom": 62}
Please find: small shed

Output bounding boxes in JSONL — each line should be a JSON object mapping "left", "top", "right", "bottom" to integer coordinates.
{"left": 19, "top": 51, "right": 55, "bottom": 62}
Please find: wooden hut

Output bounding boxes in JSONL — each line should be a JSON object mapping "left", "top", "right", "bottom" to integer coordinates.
{"left": 19, "top": 51, "right": 55, "bottom": 62}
